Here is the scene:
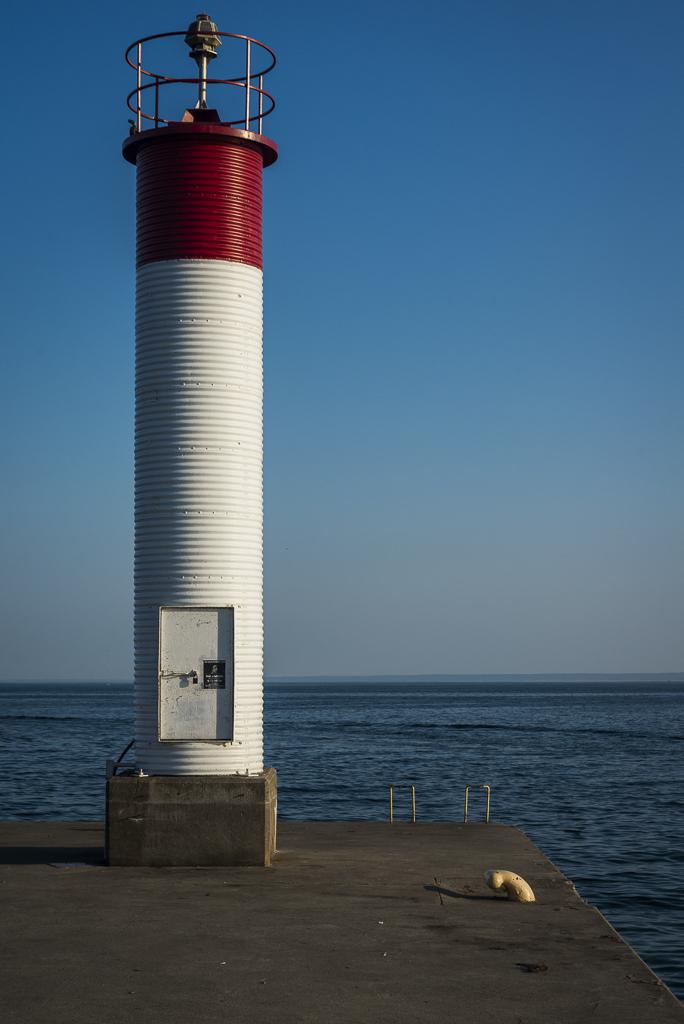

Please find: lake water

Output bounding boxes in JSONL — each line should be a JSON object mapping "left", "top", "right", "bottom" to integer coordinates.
{"left": 0, "top": 679, "right": 682, "bottom": 1000}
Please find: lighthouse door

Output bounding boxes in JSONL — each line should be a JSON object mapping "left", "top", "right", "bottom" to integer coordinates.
{"left": 158, "top": 606, "right": 234, "bottom": 741}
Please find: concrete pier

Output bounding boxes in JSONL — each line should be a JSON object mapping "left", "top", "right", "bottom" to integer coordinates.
{"left": 1, "top": 820, "right": 682, "bottom": 1023}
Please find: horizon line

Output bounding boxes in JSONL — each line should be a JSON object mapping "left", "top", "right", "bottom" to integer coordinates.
{"left": 1, "top": 671, "right": 683, "bottom": 685}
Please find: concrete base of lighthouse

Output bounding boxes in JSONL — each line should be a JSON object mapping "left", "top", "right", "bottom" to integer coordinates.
{"left": 105, "top": 769, "right": 277, "bottom": 867}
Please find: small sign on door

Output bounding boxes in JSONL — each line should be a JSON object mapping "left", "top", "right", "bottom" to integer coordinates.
{"left": 203, "top": 660, "right": 226, "bottom": 689}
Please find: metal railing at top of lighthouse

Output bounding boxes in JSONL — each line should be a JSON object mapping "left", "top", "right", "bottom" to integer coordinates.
{"left": 124, "top": 28, "right": 276, "bottom": 135}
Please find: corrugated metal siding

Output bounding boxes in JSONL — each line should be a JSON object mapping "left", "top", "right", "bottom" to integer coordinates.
{"left": 135, "top": 259, "right": 264, "bottom": 774}
{"left": 136, "top": 138, "right": 263, "bottom": 268}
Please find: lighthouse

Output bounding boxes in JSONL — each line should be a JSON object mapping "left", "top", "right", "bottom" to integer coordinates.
{"left": 107, "top": 15, "right": 278, "bottom": 866}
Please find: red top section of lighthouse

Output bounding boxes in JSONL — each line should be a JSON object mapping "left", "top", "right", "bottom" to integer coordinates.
{"left": 134, "top": 129, "right": 265, "bottom": 267}
{"left": 122, "top": 15, "right": 277, "bottom": 270}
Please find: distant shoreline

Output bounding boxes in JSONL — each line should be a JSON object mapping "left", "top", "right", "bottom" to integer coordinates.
{"left": 267, "top": 672, "right": 684, "bottom": 684}
{"left": 1, "top": 673, "right": 683, "bottom": 685}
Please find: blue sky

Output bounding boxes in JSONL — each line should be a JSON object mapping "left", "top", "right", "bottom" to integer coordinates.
{"left": 1, "top": 0, "right": 683, "bottom": 679}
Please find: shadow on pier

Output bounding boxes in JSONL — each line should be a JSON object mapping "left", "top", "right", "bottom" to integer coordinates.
{"left": 0, "top": 823, "right": 104, "bottom": 866}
